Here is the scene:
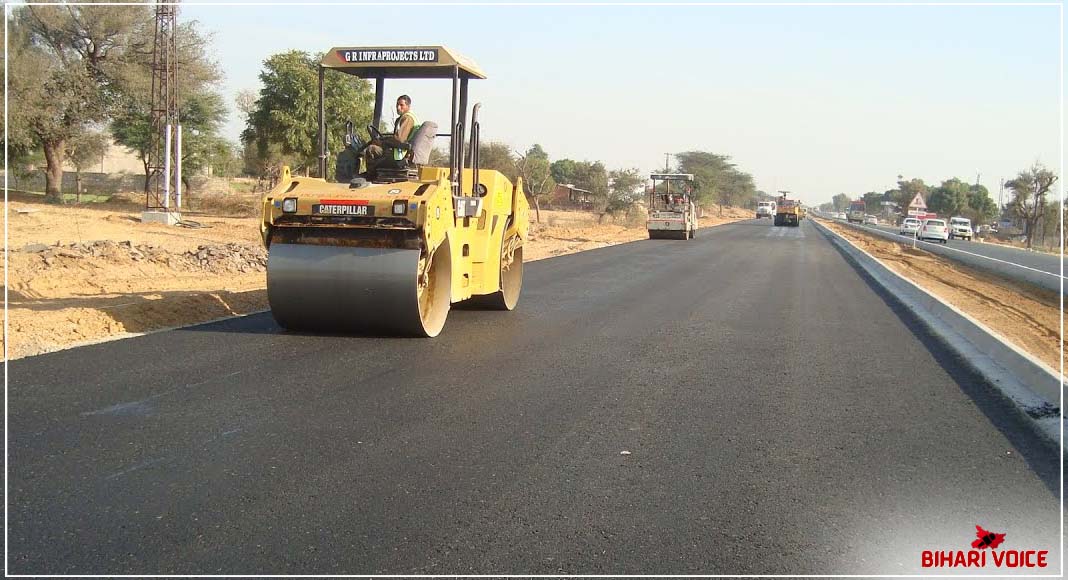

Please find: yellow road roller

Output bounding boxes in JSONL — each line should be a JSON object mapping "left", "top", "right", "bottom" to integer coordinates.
{"left": 260, "top": 46, "right": 529, "bottom": 337}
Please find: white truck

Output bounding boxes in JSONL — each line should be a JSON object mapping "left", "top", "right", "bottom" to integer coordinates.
{"left": 756, "top": 201, "right": 776, "bottom": 219}
{"left": 647, "top": 173, "right": 698, "bottom": 240}
{"left": 949, "top": 216, "right": 973, "bottom": 241}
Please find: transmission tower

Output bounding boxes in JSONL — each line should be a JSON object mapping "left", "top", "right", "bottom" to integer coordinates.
{"left": 145, "top": 3, "right": 181, "bottom": 217}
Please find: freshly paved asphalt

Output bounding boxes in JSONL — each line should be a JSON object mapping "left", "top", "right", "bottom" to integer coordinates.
{"left": 8, "top": 219, "right": 1061, "bottom": 575}
{"left": 828, "top": 216, "right": 1065, "bottom": 294}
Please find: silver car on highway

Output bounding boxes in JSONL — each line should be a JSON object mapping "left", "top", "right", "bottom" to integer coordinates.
{"left": 899, "top": 217, "right": 921, "bottom": 236}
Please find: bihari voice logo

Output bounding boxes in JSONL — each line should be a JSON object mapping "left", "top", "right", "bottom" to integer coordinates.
{"left": 921, "top": 525, "right": 1048, "bottom": 569}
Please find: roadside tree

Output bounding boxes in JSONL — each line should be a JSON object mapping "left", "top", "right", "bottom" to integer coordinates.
{"left": 674, "top": 151, "right": 747, "bottom": 214}
{"left": 550, "top": 159, "right": 579, "bottom": 185}
{"left": 927, "top": 178, "right": 970, "bottom": 218}
{"left": 110, "top": 19, "right": 223, "bottom": 193}
{"left": 1006, "top": 164, "right": 1059, "bottom": 249}
{"left": 516, "top": 144, "right": 555, "bottom": 223}
{"left": 967, "top": 184, "right": 998, "bottom": 225}
{"left": 242, "top": 50, "right": 373, "bottom": 178}
{"left": 64, "top": 131, "right": 110, "bottom": 201}
{"left": 477, "top": 141, "right": 518, "bottom": 181}
{"left": 8, "top": 6, "right": 132, "bottom": 201}
{"left": 571, "top": 161, "right": 610, "bottom": 213}
{"left": 831, "top": 193, "right": 850, "bottom": 212}
{"left": 605, "top": 167, "right": 645, "bottom": 220}
{"left": 893, "top": 177, "right": 930, "bottom": 216}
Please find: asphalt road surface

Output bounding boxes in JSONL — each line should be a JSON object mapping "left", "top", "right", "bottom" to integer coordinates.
{"left": 829, "top": 217, "right": 1065, "bottom": 294}
{"left": 9, "top": 219, "right": 1061, "bottom": 575}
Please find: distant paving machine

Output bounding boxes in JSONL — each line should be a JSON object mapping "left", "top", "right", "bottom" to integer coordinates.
{"left": 773, "top": 195, "right": 802, "bottom": 227}
{"left": 647, "top": 173, "right": 698, "bottom": 239}
{"left": 260, "top": 46, "right": 529, "bottom": 337}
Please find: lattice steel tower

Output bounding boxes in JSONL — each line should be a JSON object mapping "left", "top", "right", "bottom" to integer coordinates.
{"left": 146, "top": 3, "right": 180, "bottom": 212}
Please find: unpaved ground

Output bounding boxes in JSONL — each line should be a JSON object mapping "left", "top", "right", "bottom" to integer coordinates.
{"left": 819, "top": 219, "right": 1062, "bottom": 371}
{"left": 5, "top": 195, "right": 750, "bottom": 359}
{"left": 6, "top": 193, "right": 268, "bottom": 359}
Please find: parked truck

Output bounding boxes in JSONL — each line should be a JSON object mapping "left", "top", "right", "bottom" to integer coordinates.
{"left": 847, "top": 200, "right": 866, "bottom": 224}
{"left": 756, "top": 200, "right": 776, "bottom": 219}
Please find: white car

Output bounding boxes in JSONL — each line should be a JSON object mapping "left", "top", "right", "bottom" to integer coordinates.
{"left": 836, "top": 212, "right": 847, "bottom": 219}
{"left": 918, "top": 219, "right": 949, "bottom": 243}
{"left": 863, "top": 215, "right": 878, "bottom": 225}
{"left": 899, "top": 217, "right": 921, "bottom": 236}
{"left": 949, "top": 217, "right": 973, "bottom": 241}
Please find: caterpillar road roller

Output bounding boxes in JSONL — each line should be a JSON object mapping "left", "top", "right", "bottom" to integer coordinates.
{"left": 260, "top": 46, "right": 529, "bottom": 337}
{"left": 773, "top": 194, "right": 801, "bottom": 227}
{"left": 646, "top": 173, "right": 698, "bottom": 239}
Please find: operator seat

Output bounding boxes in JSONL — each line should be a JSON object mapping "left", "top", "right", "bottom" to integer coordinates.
{"left": 372, "top": 121, "right": 439, "bottom": 183}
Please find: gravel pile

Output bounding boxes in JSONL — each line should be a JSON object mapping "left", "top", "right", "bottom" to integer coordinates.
{"left": 23, "top": 240, "right": 268, "bottom": 273}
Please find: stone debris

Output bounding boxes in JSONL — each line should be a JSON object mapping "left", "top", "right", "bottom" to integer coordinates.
{"left": 23, "top": 240, "right": 268, "bottom": 274}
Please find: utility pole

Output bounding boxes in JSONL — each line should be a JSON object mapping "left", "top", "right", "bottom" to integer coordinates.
{"left": 142, "top": 2, "right": 182, "bottom": 225}
{"left": 664, "top": 153, "right": 671, "bottom": 173}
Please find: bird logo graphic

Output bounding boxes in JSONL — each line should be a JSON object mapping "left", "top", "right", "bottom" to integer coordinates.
{"left": 971, "top": 525, "right": 1006, "bottom": 550}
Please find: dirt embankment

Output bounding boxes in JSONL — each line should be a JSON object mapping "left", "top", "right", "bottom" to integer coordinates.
{"left": 5, "top": 197, "right": 751, "bottom": 359}
{"left": 819, "top": 219, "right": 1061, "bottom": 371}
{"left": 6, "top": 196, "right": 269, "bottom": 359}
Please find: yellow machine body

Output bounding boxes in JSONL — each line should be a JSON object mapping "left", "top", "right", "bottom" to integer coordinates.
{"left": 262, "top": 166, "right": 528, "bottom": 303}
{"left": 261, "top": 165, "right": 528, "bottom": 336}
{"left": 260, "top": 45, "right": 528, "bottom": 337}
{"left": 774, "top": 198, "right": 802, "bottom": 227}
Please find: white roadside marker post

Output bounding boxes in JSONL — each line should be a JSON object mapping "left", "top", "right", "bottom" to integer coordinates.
{"left": 175, "top": 125, "right": 183, "bottom": 213}
{"left": 163, "top": 124, "right": 172, "bottom": 210}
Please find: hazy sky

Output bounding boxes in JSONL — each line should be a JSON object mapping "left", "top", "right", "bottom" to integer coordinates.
{"left": 181, "top": 1, "right": 1062, "bottom": 205}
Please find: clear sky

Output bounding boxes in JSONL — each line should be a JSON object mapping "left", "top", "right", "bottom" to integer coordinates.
{"left": 181, "top": 1, "right": 1062, "bottom": 206}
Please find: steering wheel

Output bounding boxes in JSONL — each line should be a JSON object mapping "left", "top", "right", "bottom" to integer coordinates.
{"left": 367, "top": 124, "right": 384, "bottom": 142}
{"left": 351, "top": 133, "right": 372, "bottom": 154}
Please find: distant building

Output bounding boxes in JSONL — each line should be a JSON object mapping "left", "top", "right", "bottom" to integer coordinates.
{"left": 62, "top": 143, "right": 145, "bottom": 175}
{"left": 550, "top": 183, "right": 593, "bottom": 209}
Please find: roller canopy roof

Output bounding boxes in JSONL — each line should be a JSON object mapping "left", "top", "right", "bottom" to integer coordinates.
{"left": 321, "top": 46, "right": 487, "bottom": 79}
